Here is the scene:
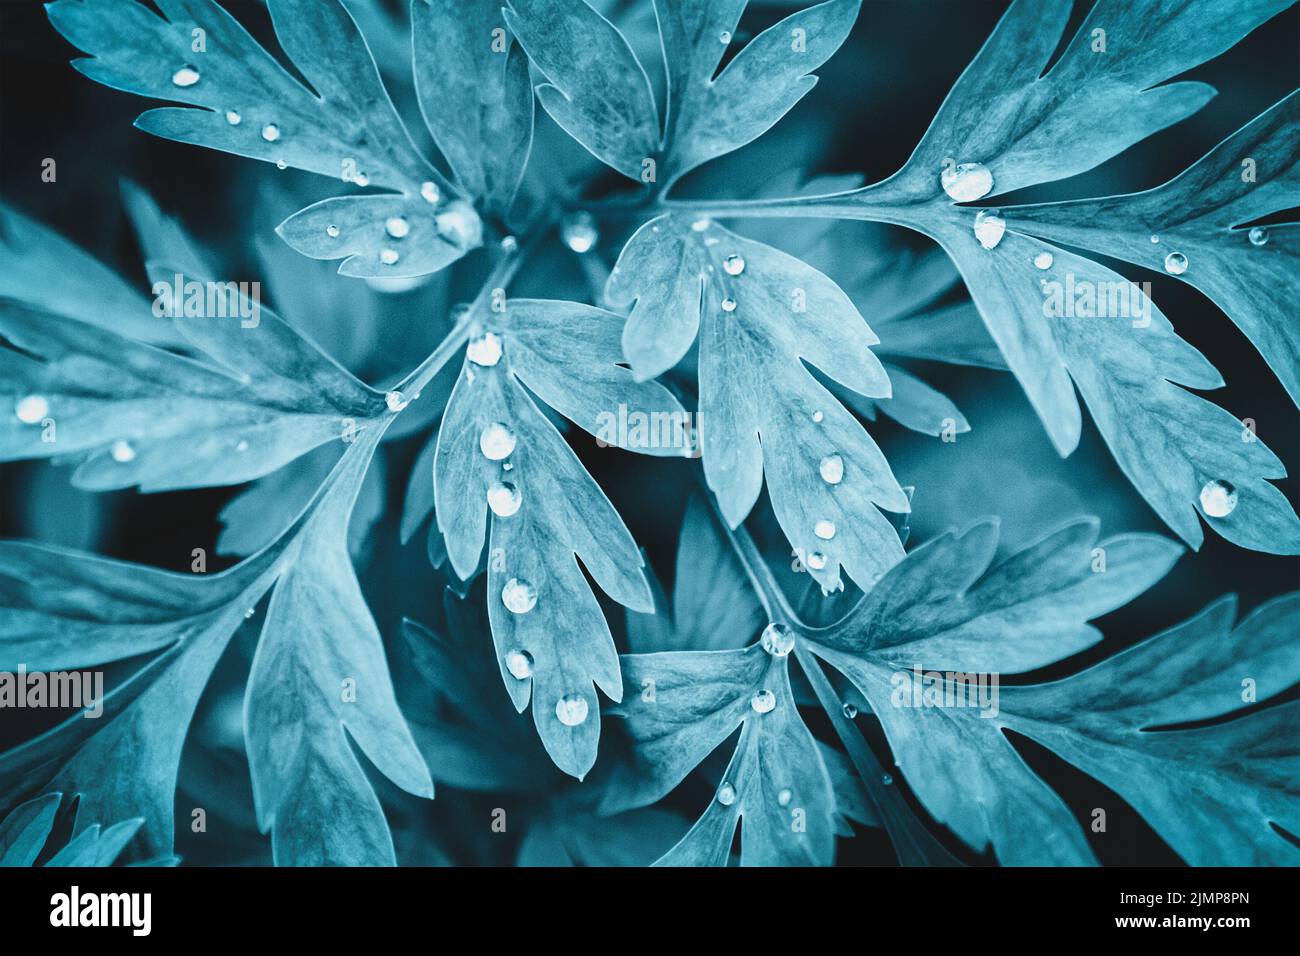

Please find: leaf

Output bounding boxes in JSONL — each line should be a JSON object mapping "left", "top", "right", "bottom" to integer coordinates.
{"left": 45, "top": 818, "right": 145, "bottom": 867}
{"left": 606, "top": 215, "right": 909, "bottom": 591}
{"left": 47, "top": 0, "right": 480, "bottom": 277}
{"left": 0, "top": 793, "right": 61, "bottom": 866}
{"left": 412, "top": 0, "right": 535, "bottom": 215}
{"left": 433, "top": 299, "right": 686, "bottom": 777}
{"left": 517, "top": 806, "right": 690, "bottom": 866}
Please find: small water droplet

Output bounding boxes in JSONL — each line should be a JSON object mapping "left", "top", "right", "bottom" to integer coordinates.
{"left": 814, "top": 519, "right": 836, "bottom": 540}
{"left": 1248, "top": 226, "right": 1268, "bottom": 247}
{"left": 561, "top": 212, "right": 598, "bottom": 254}
{"left": 385, "top": 216, "right": 410, "bottom": 239}
{"left": 326, "top": 224, "right": 340, "bottom": 238}
{"left": 353, "top": 172, "right": 370, "bottom": 187}
{"left": 777, "top": 788, "right": 793, "bottom": 807}
{"left": 486, "top": 480, "right": 521, "bottom": 517}
{"left": 1033, "top": 251, "right": 1053, "bottom": 270}
{"left": 691, "top": 217, "right": 711, "bottom": 232}
{"left": 225, "top": 110, "right": 242, "bottom": 126}
{"left": 502, "top": 460, "right": 514, "bottom": 472}
{"left": 751, "top": 689, "right": 777, "bottom": 714}
{"left": 1150, "top": 235, "right": 1160, "bottom": 244}
{"left": 881, "top": 773, "right": 894, "bottom": 786}
{"left": 244, "top": 607, "right": 256, "bottom": 619}
{"left": 940, "top": 162, "right": 993, "bottom": 202}
{"left": 436, "top": 200, "right": 483, "bottom": 250}
{"left": 111, "top": 440, "right": 136, "bottom": 463}
{"left": 812, "top": 410, "right": 824, "bottom": 423}
{"left": 718, "top": 30, "right": 732, "bottom": 44}
{"left": 235, "top": 440, "right": 249, "bottom": 453}
{"left": 380, "top": 248, "right": 400, "bottom": 265}
{"left": 420, "top": 181, "right": 440, "bottom": 204}
{"left": 261, "top": 123, "right": 280, "bottom": 142}
{"left": 805, "top": 551, "right": 827, "bottom": 571}
{"left": 500, "top": 235, "right": 518, "bottom": 252}
{"left": 760, "top": 622, "right": 795, "bottom": 657}
{"left": 972, "top": 209, "right": 1005, "bottom": 249}
{"left": 14, "top": 395, "right": 48, "bottom": 424}
{"left": 716, "top": 782, "right": 736, "bottom": 806}
{"left": 275, "top": 159, "right": 287, "bottom": 170}
{"left": 723, "top": 254, "right": 745, "bottom": 275}
{"left": 842, "top": 703, "right": 858, "bottom": 719}
{"left": 385, "top": 390, "right": 407, "bottom": 411}
{"left": 555, "top": 693, "right": 588, "bottom": 726}
{"left": 720, "top": 297, "right": 737, "bottom": 313}
{"left": 480, "top": 422, "right": 516, "bottom": 460}
{"left": 466, "top": 331, "right": 503, "bottom": 367}
{"left": 1163, "top": 251, "right": 1188, "bottom": 275}
{"left": 502, "top": 577, "right": 537, "bottom": 614}
{"left": 171, "top": 65, "right": 200, "bottom": 87}
{"left": 1199, "top": 479, "right": 1238, "bottom": 517}
{"left": 505, "top": 649, "right": 533, "bottom": 680}
{"left": 819, "top": 453, "right": 844, "bottom": 485}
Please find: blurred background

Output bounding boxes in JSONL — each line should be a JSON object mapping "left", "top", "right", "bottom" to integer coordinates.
{"left": 1, "top": 0, "right": 1297, "bottom": 866}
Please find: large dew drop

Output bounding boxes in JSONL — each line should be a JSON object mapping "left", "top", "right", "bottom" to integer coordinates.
{"left": 486, "top": 480, "right": 521, "bottom": 517}
{"left": 467, "top": 331, "right": 503, "bottom": 367}
{"left": 14, "top": 395, "right": 48, "bottom": 424}
{"left": 1248, "top": 227, "right": 1269, "bottom": 247}
{"left": 716, "top": 782, "right": 737, "bottom": 806}
{"left": 805, "top": 551, "right": 827, "bottom": 571}
{"left": 819, "top": 453, "right": 844, "bottom": 485}
{"left": 555, "top": 694, "right": 588, "bottom": 727}
{"left": 111, "top": 440, "right": 136, "bottom": 463}
{"left": 972, "top": 209, "right": 1005, "bottom": 250}
{"left": 436, "top": 201, "right": 483, "bottom": 250}
{"left": 940, "top": 162, "right": 993, "bottom": 202}
{"left": 171, "top": 65, "right": 200, "bottom": 87}
{"left": 777, "top": 789, "right": 793, "bottom": 808}
{"left": 814, "top": 519, "right": 837, "bottom": 540}
{"left": 1199, "top": 479, "right": 1238, "bottom": 518}
{"left": 1033, "top": 251, "right": 1053, "bottom": 270}
{"left": 501, "top": 577, "right": 537, "bottom": 614}
{"left": 760, "top": 622, "right": 796, "bottom": 657}
{"left": 750, "top": 689, "right": 777, "bottom": 714}
{"left": 420, "top": 181, "right": 440, "bottom": 204}
{"left": 723, "top": 254, "right": 745, "bottom": 276}
{"left": 385, "top": 390, "right": 407, "bottom": 412}
{"left": 261, "top": 123, "right": 280, "bottom": 142}
{"left": 720, "top": 297, "right": 737, "bottom": 313}
{"left": 479, "top": 422, "right": 516, "bottom": 460}
{"left": 225, "top": 110, "right": 242, "bottom": 126}
{"left": 1163, "top": 251, "right": 1188, "bottom": 275}
{"left": 385, "top": 216, "right": 410, "bottom": 239}
{"left": 505, "top": 649, "right": 533, "bottom": 680}
{"left": 561, "top": 212, "right": 598, "bottom": 254}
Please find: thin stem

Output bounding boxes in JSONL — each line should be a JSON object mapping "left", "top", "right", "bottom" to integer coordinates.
{"left": 661, "top": 188, "right": 909, "bottom": 224}
{"left": 705, "top": 493, "right": 801, "bottom": 628}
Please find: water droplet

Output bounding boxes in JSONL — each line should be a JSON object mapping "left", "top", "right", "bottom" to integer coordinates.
{"left": 777, "top": 788, "right": 793, "bottom": 807}
{"left": 486, "top": 480, "right": 521, "bottom": 517}
{"left": 385, "top": 390, "right": 407, "bottom": 411}
{"left": 500, "top": 235, "right": 518, "bottom": 252}
{"left": 244, "top": 607, "right": 255, "bottom": 619}
{"left": 479, "top": 422, "right": 516, "bottom": 460}
{"left": 723, "top": 254, "right": 745, "bottom": 275}
{"left": 420, "top": 181, "right": 440, "bottom": 204}
{"left": 235, "top": 440, "right": 249, "bottom": 453}
{"left": 171, "top": 65, "right": 200, "bottom": 87}
{"left": 1033, "top": 251, "right": 1053, "bottom": 270}
{"left": 881, "top": 773, "right": 894, "bottom": 786}
{"left": 111, "top": 440, "right": 136, "bottom": 463}
{"left": 814, "top": 519, "right": 836, "bottom": 540}
{"left": 502, "top": 460, "right": 514, "bottom": 472}
{"left": 819, "top": 453, "right": 844, "bottom": 485}
{"left": 691, "top": 217, "right": 711, "bottom": 232}
{"left": 385, "top": 216, "right": 410, "bottom": 239}
{"left": 225, "top": 110, "right": 242, "bottom": 126}
{"left": 940, "top": 162, "right": 993, "bottom": 202}
{"left": 1248, "top": 226, "right": 1268, "bottom": 247}
{"left": 502, "top": 577, "right": 537, "bottom": 614}
{"left": 561, "top": 212, "right": 598, "bottom": 254}
{"left": 805, "top": 551, "right": 827, "bottom": 571}
{"left": 467, "top": 331, "right": 503, "bottom": 367}
{"left": 353, "top": 172, "right": 370, "bottom": 187}
{"left": 14, "top": 395, "right": 48, "bottom": 424}
{"left": 275, "top": 159, "right": 287, "bottom": 170}
{"left": 760, "top": 622, "right": 795, "bottom": 657}
{"left": 380, "top": 248, "right": 400, "bottom": 265}
{"left": 555, "top": 694, "right": 588, "bottom": 726}
{"left": 751, "top": 689, "right": 777, "bottom": 714}
{"left": 720, "top": 297, "right": 737, "bottom": 313}
{"left": 716, "top": 782, "right": 736, "bottom": 806}
{"left": 842, "top": 703, "right": 858, "bottom": 719}
{"left": 972, "top": 209, "right": 1005, "bottom": 249}
{"left": 261, "top": 123, "right": 280, "bottom": 142}
{"left": 436, "top": 200, "right": 483, "bottom": 250}
{"left": 1199, "top": 479, "right": 1238, "bottom": 517}
{"left": 1150, "top": 235, "right": 1160, "bottom": 244}
{"left": 1163, "top": 251, "right": 1188, "bottom": 275}
{"left": 505, "top": 649, "right": 533, "bottom": 680}
{"left": 325, "top": 224, "right": 340, "bottom": 238}
{"left": 812, "top": 410, "right": 824, "bottom": 423}
{"left": 718, "top": 30, "right": 732, "bottom": 44}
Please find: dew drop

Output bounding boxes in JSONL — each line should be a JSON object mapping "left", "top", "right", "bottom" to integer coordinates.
{"left": 353, "top": 172, "right": 370, "bottom": 188}
{"left": 723, "top": 254, "right": 745, "bottom": 276}
{"left": 972, "top": 209, "right": 1005, "bottom": 250}
{"left": 691, "top": 217, "right": 711, "bottom": 233}
{"left": 275, "top": 159, "right": 287, "bottom": 171}
{"left": 171, "top": 65, "right": 200, "bottom": 87}
{"left": 479, "top": 422, "right": 516, "bottom": 460}
{"left": 819, "top": 453, "right": 844, "bottom": 485}
{"left": 385, "top": 390, "right": 408, "bottom": 411}
{"left": 842, "top": 703, "right": 858, "bottom": 719}
{"left": 751, "top": 689, "right": 777, "bottom": 714}
{"left": 777, "top": 788, "right": 793, "bottom": 807}
{"left": 1163, "top": 251, "right": 1188, "bottom": 275}
{"left": 385, "top": 216, "right": 410, "bottom": 239}
{"left": 814, "top": 519, "right": 837, "bottom": 540}
{"left": 502, "top": 577, "right": 537, "bottom": 614}
{"left": 14, "top": 395, "right": 48, "bottom": 424}
{"left": 812, "top": 410, "right": 824, "bottom": 423}
{"left": 1199, "top": 479, "right": 1238, "bottom": 518}
{"left": 235, "top": 440, "right": 249, "bottom": 453}
{"left": 436, "top": 200, "right": 483, "bottom": 250}
{"left": 420, "top": 181, "right": 440, "bottom": 204}
{"left": 1248, "top": 226, "right": 1268, "bottom": 247}
{"left": 720, "top": 297, "right": 737, "bottom": 313}
{"left": 940, "top": 162, "right": 993, "bottom": 202}
{"left": 716, "top": 782, "right": 736, "bottom": 806}
{"left": 718, "top": 30, "right": 732, "bottom": 44}
{"left": 500, "top": 235, "right": 518, "bottom": 252}
{"left": 760, "top": 622, "right": 795, "bottom": 657}
{"left": 1033, "top": 251, "right": 1053, "bottom": 270}
{"left": 244, "top": 607, "right": 256, "bottom": 620}
{"left": 505, "top": 649, "right": 533, "bottom": 680}
{"left": 225, "top": 110, "right": 242, "bottom": 126}
{"left": 111, "top": 440, "right": 136, "bottom": 463}
{"left": 1150, "top": 235, "right": 1160, "bottom": 243}
{"left": 805, "top": 551, "right": 827, "bottom": 571}
{"left": 561, "top": 212, "right": 598, "bottom": 254}
{"left": 486, "top": 480, "right": 521, "bottom": 517}
{"left": 325, "top": 224, "right": 340, "bottom": 238}
{"left": 555, "top": 693, "right": 588, "bottom": 726}
{"left": 380, "top": 248, "right": 400, "bottom": 265}
{"left": 261, "top": 123, "right": 280, "bottom": 142}
{"left": 881, "top": 773, "right": 894, "bottom": 786}
{"left": 466, "top": 331, "right": 503, "bottom": 367}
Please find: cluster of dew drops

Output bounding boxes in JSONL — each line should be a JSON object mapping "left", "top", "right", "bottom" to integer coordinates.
{"left": 943, "top": 160, "right": 1245, "bottom": 519}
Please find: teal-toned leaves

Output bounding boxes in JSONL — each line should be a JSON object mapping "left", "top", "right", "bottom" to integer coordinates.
{"left": 45, "top": 818, "right": 146, "bottom": 867}
{"left": 607, "top": 215, "right": 908, "bottom": 591}
{"left": 47, "top": 0, "right": 479, "bottom": 277}
{"left": 0, "top": 793, "right": 61, "bottom": 866}
{"left": 433, "top": 299, "right": 685, "bottom": 777}
{"left": 413, "top": 0, "right": 535, "bottom": 215}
